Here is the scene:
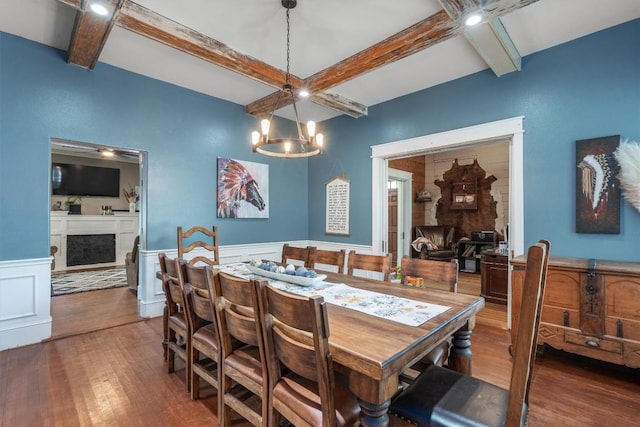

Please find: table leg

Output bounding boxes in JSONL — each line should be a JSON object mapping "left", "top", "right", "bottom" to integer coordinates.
{"left": 358, "top": 399, "right": 390, "bottom": 427}
{"left": 448, "top": 318, "right": 476, "bottom": 375}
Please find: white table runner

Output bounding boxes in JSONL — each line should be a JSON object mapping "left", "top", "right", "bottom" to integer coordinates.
{"left": 215, "top": 263, "right": 450, "bottom": 326}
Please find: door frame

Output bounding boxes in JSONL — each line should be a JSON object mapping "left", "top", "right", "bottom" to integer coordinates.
{"left": 388, "top": 168, "right": 412, "bottom": 263}
{"left": 371, "top": 116, "right": 524, "bottom": 328}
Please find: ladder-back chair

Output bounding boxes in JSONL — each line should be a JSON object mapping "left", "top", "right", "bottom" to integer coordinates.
{"left": 390, "top": 240, "right": 550, "bottom": 427}
{"left": 177, "top": 225, "right": 219, "bottom": 266}
{"left": 346, "top": 250, "right": 391, "bottom": 281}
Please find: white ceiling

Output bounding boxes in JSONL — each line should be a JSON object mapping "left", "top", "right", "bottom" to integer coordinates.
{"left": 1, "top": 0, "right": 639, "bottom": 122}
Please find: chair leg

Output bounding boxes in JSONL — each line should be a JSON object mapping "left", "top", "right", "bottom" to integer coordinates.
{"left": 167, "top": 329, "right": 176, "bottom": 374}
{"left": 190, "top": 348, "right": 199, "bottom": 400}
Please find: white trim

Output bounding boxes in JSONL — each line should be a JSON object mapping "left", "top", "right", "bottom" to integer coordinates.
{"left": 388, "top": 168, "right": 413, "bottom": 262}
{"left": 371, "top": 116, "right": 524, "bottom": 329}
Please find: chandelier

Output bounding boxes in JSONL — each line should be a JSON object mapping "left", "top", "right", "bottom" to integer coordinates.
{"left": 251, "top": 0, "right": 324, "bottom": 158}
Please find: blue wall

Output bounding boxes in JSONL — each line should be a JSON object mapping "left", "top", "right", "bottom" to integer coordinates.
{"left": 1, "top": 19, "right": 639, "bottom": 263}
{"left": 0, "top": 33, "right": 309, "bottom": 260}
{"left": 309, "top": 19, "right": 640, "bottom": 262}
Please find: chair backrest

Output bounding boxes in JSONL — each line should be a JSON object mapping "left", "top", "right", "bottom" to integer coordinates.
{"left": 310, "top": 248, "right": 346, "bottom": 274}
{"left": 177, "top": 226, "right": 219, "bottom": 266}
{"left": 211, "top": 271, "right": 264, "bottom": 357}
{"left": 158, "top": 252, "right": 185, "bottom": 315}
{"left": 400, "top": 256, "right": 459, "bottom": 292}
{"left": 129, "top": 235, "right": 140, "bottom": 264}
{"left": 281, "top": 243, "right": 314, "bottom": 267}
{"left": 256, "top": 280, "right": 337, "bottom": 427}
{"left": 347, "top": 250, "right": 391, "bottom": 281}
{"left": 506, "top": 240, "right": 550, "bottom": 426}
{"left": 181, "top": 260, "right": 218, "bottom": 336}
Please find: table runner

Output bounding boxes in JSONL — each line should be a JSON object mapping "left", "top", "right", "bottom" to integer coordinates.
{"left": 215, "top": 263, "right": 450, "bottom": 326}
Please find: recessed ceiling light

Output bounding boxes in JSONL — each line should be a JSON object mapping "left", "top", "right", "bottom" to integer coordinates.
{"left": 465, "top": 14, "right": 482, "bottom": 26}
{"left": 298, "top": 89, "right": 310, "bottom": 98}
{"left": 90, "top": 3, "right": 109, "bottom": 16}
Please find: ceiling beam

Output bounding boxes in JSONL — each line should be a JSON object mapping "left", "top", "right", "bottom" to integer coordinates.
{"left": 440, "top": 0, "right": 524, "bottom": 76}
{"left": 66, "top": 0, "right": 124, "bottom": 69}
{"left": 113, "top": 1, "right": 366, "bottom": 118}
{"left": 245, "top": 0, "right": 538, "bottom": 117}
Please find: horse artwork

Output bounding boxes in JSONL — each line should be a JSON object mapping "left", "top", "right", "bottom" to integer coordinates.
{"left": 217, "top": 158, "right": 268, "bottom": 218}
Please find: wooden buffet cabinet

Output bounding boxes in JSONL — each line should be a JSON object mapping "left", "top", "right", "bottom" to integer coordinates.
{"left": 511, "top": 256, "right": 640, "bottom": 368}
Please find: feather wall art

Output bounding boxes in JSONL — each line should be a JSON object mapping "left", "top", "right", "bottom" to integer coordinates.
{"left": 614, "top": 140, "right": 640, "bottom": 214}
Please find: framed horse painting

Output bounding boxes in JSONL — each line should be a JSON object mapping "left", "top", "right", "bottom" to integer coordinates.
{"left": 217, "top": 157, "right": 269, "bottom": 218}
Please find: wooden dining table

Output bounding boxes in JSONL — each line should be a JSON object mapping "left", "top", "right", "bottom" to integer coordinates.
{"left": 316, "top": 270, "right": 485, "bottom": 427}
{"left": 160, "top": 263, "right": 484, "bottom": 427}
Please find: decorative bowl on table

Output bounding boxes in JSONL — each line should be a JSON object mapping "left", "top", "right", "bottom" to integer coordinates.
{"left": 246, "top": 265, "right": 327, "bottom": 287}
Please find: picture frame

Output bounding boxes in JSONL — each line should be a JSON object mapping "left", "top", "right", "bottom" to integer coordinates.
{"left": 217, "top": 158, "right": 269, "bottom": 219}
{"left": 451, "top": 192, "right": 477, "bottom": 210}
{"left": 576, "top": 135, "right": 620, "bottom": 234}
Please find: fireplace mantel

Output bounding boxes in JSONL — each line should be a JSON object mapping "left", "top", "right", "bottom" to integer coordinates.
{"left": 50, "top": 212, "right": 138, "bottom": 272}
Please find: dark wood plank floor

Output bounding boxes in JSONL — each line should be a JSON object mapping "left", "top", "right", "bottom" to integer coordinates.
{"left": 2, "top": 285, "right": 638, "bottom": 426}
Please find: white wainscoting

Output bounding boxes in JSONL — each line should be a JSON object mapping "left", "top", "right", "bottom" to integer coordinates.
{"left": 0, "top": 257, "right": 52, "bottom": 351}
{"left": 0, "top": 240, "right": 372, "bottom": 350}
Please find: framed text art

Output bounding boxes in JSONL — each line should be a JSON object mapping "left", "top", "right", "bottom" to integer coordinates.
{"left": 217, "top": 157, "right": 269, "bottom": 219}
{"left": 575, "top": 135, "right": 620, "bottom": 234}
{"left": 325, "top": 174, "right": 350, "bottom": 235}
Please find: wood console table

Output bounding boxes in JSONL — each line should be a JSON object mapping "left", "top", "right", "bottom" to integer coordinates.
{"left": 511, "top": 256, "right": 640, "bottom": 368}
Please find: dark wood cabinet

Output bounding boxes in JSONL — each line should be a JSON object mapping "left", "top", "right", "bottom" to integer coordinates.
{"left": 458, "top": 240, "right": 496, "bottom": 273}
{"left": 511, "top": 256, "right": 640, "bottom": 368}
{"left": 481, "top": 253, "right": 508, "bottom": 304}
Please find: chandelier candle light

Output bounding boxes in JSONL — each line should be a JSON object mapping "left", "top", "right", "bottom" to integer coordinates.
{"left": 251, "top": 0, "right": 324, "bottom": 158}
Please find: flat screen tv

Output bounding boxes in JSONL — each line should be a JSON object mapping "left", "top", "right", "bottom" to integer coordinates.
{"left": 52, "top": 163, "right": 120, "bottom": 197}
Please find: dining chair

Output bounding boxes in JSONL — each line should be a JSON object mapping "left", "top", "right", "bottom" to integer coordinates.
{"left": 211, "top": 271, "right": 268, "bottom": 427}
{"left": 158, "top": 252, "right": 190, "bottom": 391}
{"left": 281, "top": 243, "right": 315, "bottom": 267}
{"left": 396, "top": 256, "right": 459, "bottom": 374}
{"left": 399, "top": 256, "right": 459, "bottom": 293}
{"left": 181, "top": 260, "right": 220, "bottom": 401}
{"left": 309, "top": 248, "right": 346, "bottom": 273}
{"left": 177, "top": 225, "right": 219, "bottom": 266}
{"left": 390, "top": 240, "right": 550, "bottom": 427}
{"left": 256, "top": 279, "right": 360, "bottom": 427}
{"left": 346, "top": 250, "right": 391, "bottom": 281}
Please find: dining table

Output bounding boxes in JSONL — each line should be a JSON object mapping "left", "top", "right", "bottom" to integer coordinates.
{"left": 163, "top": 262, "right": 485, "bottom": 427}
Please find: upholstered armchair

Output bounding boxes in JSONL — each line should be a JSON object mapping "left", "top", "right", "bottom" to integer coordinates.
{"left": 411, "top": 225, "right": 456, "bottom": 261}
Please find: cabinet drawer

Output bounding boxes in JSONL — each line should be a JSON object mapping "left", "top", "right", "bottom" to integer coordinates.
{"left": 564, "top": 331, "right": 622, "bottom": 354}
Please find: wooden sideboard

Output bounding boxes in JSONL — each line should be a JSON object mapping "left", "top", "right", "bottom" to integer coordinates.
{"left": 511, "top": 256, "right": 640, "bottom": 368}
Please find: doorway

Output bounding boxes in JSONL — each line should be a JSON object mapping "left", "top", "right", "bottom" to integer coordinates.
{"left": 372, "top": 116, "right": 524, "bottom": 328}
{"left": 49, "top": 138, "right": 147, "bottom": 337}
{"left": 387, "top": 168, "right": 412, "bottom": 266}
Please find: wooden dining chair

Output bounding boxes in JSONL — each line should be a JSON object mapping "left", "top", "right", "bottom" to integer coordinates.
{"left": 347, "top": 250, "right": 391, "bottom": 281}
{"left": 158, "top": 252, "right": 190, "bottom": 391}
{"left": 309, "top": 248, "right": 346, "bottom": 273}
{"left": 256, "top": 280, "right": 360, "bottom": 427}
{"left": 211, "top": 271, "right": 268, "bottom": 427}
{"left": 399, "top": 256, "right": 459, "bottom": 292}
{"left": 396, "top": 256, "right": 459, "bottom": 374}
{"left": 390, "top": 240, "right": 550, "bottom": 427}
{"left": 181, "top": 260, "right": 220, "bottom": 401}
{"left": 281, "top": 243, "right": 315, "bottom": 267}
{"left": 177, "top": 225, "right": 219, "bottom": 266}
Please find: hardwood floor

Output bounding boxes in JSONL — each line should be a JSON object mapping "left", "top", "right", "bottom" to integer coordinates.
{"left": 2, "top": 316, "right": 638, "bottom": 426}
{"left": 458, "top": 271, "right": 508, "bottom": 329}
{"left": 2, "top": 278, "right": 639, "bottom": 426}
{"left": 49, "top": 286, "right": 142, "bottom": 340}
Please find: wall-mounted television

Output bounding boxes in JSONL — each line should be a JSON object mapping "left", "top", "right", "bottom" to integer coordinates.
{"left": 52, "top": 163, "right": 120, "bottom": 197}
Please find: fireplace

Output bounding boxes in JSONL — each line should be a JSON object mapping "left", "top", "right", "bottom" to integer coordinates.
{"left": 67, "top": 234, "right": 116, "bottom": 266}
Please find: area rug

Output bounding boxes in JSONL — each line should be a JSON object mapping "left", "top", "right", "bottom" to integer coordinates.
{"left": 51, "top": 268, "right": 128, "bottom": 296}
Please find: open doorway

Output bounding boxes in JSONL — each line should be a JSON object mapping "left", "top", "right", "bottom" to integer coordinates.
{"left": 49, "top": 139, "right": 146, "bottom": 338}
{"left": 372, "top": 117, "right": 524, "bottom": 329}
{"left": 387, "top": 168, "right": 412, "bottom": 266}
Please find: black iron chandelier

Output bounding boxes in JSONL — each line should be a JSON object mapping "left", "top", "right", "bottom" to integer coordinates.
{"left": 251, "top": 0, "right": 324, "bottom": 158}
